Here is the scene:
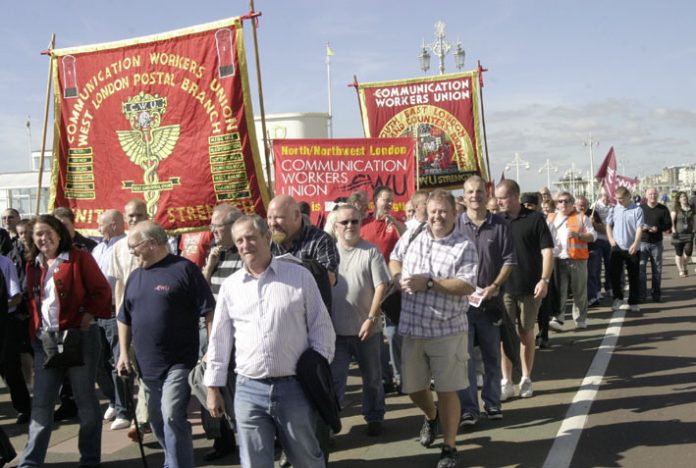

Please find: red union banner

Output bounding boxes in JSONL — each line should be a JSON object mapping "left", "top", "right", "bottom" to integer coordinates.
{"left": 49, "top": 17, "right": 269, "bottom": 234}
{"left": 357, "top": 71, "right": 486, "bottom": 190}
{"left": 273, "top": 138, "right": 415, "bottom": 226}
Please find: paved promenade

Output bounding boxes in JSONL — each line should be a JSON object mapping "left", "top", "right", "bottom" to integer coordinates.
{"left": 1, "top": 249, "right": 695, "bottom": 467}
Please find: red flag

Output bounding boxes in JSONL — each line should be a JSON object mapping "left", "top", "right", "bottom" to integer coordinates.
{"left": 617, "top": 175, "right": 639, "bottom": 194}
{"left": 595, "top": 147, "right": 617, "bottom": 203}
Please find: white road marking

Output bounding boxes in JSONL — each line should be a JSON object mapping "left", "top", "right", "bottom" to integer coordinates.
{"left": 542, "top": 309, "right": 625, "bottom": 468}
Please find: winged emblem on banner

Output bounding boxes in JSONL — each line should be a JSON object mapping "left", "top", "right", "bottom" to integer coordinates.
{"left": 117, "top": 92, "right": 181, "bottom": 218}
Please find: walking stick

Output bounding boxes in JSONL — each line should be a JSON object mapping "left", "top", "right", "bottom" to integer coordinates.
{"left": 118, "top": 374, "right": 148, "bottom": 468}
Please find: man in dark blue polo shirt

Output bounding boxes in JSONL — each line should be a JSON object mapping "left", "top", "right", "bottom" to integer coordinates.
{"left": 456, "top": 176, "right": 516, "bottom": 425}
{"left": 117, "top": 221, "right": 215, "bottom": 468}
{"left": 495, "top": 180, "right": 554, "bottom": 401}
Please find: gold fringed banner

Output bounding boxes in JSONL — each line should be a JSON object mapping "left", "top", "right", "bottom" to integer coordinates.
{"left": 49, "top": 17, "right": 268, "bottom": 234}
{"left": 357, "top": 71, "right": 486, "bottom": 190}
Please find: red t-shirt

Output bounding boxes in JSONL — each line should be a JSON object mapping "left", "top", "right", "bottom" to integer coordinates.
{"left": 179, "top": 231, "right": 213, "bottom": 268}
{"left": 360, "top": 216, "right": 400, "bottom": 260}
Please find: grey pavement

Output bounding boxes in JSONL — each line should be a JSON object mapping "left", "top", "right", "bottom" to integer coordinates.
{"left": 1, "top": 249, "right": 695, "bottom": 467}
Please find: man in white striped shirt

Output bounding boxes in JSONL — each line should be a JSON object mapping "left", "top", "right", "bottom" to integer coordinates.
{"left": 204, "top": 215, "right": 335, "bottom": 468}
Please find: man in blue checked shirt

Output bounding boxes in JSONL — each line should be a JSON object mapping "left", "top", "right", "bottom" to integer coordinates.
{"left": 389, "top": 189, "right": 477, "bottom": 468}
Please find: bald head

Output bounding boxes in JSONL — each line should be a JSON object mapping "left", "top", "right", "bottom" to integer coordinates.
{"left": 98, "top": 209, "right": 125, "bottom": 240}
{"left": 267, "top": 195, "right": 303, "bottom": 245}
{"left": 124, "top": 199, "right": 148, "bottom": 228}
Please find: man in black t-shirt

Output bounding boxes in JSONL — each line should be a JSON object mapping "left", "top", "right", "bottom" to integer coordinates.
{"left": 495, "top": 180, "right": 554, "bottom": 401}
{"left": 639, "top": 187, "right": 672, "bottom": 302}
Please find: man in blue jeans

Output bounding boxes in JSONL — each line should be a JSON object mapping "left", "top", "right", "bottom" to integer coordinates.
{"left": 330, "top": 204, "right": 390, "bottom": 436}
{"left": 117, "top": 221, "right": 214, "bottom": 468}
{"left": 205, "top": 215, "right": 335, "bottom": 468}
{"left": 639, "top": 187, "right": 672, "bottom": 302}
{"left": 456, "top": 176, "right": 516, "bottom": 425}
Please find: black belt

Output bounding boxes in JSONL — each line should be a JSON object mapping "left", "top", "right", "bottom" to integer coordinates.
{"left": 253, "top": 376, "right": 295, "bottom": 384}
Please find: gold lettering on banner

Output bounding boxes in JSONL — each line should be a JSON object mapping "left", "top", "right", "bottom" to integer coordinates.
{"left": 117, "top": 92, "right": 181, "bottom": 218}
{"left": 207, "top": 133, "right": 254, "bottom": 206}
{"left": 64, "top": 148, "right": 96, "bottom": 200}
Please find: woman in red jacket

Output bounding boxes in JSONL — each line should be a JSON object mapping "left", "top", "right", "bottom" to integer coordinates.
{"left": 19, "top": 214, "right": 112, "bottom": 468}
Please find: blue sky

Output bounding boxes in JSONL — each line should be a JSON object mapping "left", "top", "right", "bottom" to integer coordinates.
{"left": 1, "top": 0, "right": 695, "bottom": 192}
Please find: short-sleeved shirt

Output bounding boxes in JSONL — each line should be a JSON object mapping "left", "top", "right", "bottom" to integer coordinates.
{"left": 331, "top": 240, "right": 390, "bottom": 335}
{"left": 500, "top": 206, "right": 554, "bottom": 296}
{"left": 361, "top": 215, "right": 401, "bottom": 260}
{"left": 607, "top": 203, "right": 644, "bottom": 250}
{"left": 390, "top": 226, "right": 478, "bottom": 339}
{"left": 118, "top": 254, "right": 215, "bottom": 381}
{"left": 456, "top": 212, "right": 516, "bottom": 287}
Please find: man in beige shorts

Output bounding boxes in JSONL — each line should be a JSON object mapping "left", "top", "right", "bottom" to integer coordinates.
{"left": 389, "top": 190, "right": 477, "bottom": 468}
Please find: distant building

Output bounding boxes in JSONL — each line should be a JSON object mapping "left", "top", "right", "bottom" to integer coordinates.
{"left": 0, "top": 150, "right": 52, "bottom": 216}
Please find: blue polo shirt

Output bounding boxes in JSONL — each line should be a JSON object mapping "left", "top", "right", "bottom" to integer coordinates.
{"left": 118, "top": 254, "right": 215, "bottom": 381}
{"left": 607, "top": 203, "right": 644, "bottom": 250}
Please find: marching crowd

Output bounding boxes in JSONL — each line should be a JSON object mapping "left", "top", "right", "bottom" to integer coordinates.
{"left": 0, "top": 181, "right": 694, "bottom": 468}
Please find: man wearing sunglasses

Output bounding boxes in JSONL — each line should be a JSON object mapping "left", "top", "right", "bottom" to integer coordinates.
{"left": 330, "top": 204, "right": 390, "bottom": 437}
{"left": 547, "top": 192, "right": 596, "bottom": 330}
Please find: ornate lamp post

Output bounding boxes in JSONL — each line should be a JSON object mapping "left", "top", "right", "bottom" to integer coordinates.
{"left": 418, "top": 21, "right": 465, "bottom": 74}
{"left": 539, "top": 158, "right": 559, "bottom": 188}
{"left": 505, "top": 152, "right": 530, "bottom": 182}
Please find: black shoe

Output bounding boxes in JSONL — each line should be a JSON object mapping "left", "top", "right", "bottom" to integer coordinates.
{"left": 16, "top": 412, "right": 30, "bottom": 424}
{"left": 652, "top": 295, "right": 662, "bottom": 303}
{"left": 203, "top": 446, "right": 232, "bottom": 462}
{"left": 54, "top": 400, "right": 78, "bottom": 421}
{"left": 437, "top": 445, "right": 457, "bottom": 468}
{"left": 367, "top": 421, "right": 382, "bottom": 436}
{"left": 383, "top": 381, "right": 396, "bottom": 394}
{"left": 204, "top": 434, "right": 235, "bottom": 461}
{"left": 419, "top": 413, "right": 439, "bottom": 447}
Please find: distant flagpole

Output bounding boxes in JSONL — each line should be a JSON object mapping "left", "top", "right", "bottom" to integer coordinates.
{"left": 326, "top": 43, "right": 334, "bottom": 138}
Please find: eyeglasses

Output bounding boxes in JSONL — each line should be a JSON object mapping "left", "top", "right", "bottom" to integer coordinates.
{"left": 127, "top": 239, "right": 149, "bottom": 251}
{"left": 557, "top": 199, "right": 571, "bottom": 204}
{"left": 337, "top": 219, "right": 360, "bottom": 226}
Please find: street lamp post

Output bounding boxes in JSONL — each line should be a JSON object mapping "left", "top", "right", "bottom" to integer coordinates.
{"left": 418, "top": 21, "right": 465, "bottom": 74}
{"left": 584, "top": 133, "right": 599, "bottom": 201}
{"left": 505, "top": 152, "right": 530, "bottom": 182}
{"left": 538, "top": 158, "right": 559, "bottom": 189}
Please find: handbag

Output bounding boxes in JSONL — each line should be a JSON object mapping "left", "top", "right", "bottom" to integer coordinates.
{"left": 40, "top": 329, "right": 84, "bottom": 369}
{"left": 379, "top": 222, "right": 426, "bottom": 325}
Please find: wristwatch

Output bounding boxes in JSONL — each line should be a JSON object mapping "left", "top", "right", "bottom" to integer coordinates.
{"left": 426, "top": 277, "right": 435, "bottom": 290}
{"left": 541, "top": 277, "right": 550, "bottom": 284}
{"left": 367, "top": 315, "right": 380, "bottom": 324}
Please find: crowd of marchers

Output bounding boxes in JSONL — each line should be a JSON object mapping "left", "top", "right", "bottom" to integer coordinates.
{"left": 0, "top": 182, "right": 693, "bottom": 468}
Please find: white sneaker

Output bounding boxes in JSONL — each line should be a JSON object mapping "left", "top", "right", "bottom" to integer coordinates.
{"left": 500, "top": 379, "right": 514, "bottom": 402}
{"left": 619, "top": 301, "right": 630, "bottom": 311}
{"left": 519, "top": 377, "right": 533, "bottom": 398}
{"left": 111, "top": 417, "right": 131, "bottom": 430}
{"left": 549, "top": 318, "right": 564, "bottom": 332}
{"left": 103, "top": 406, "right": 117, "bottom": 421}
{"left": 612, "top": 299, "right": 622, "bottom": 311}
{"left": 630, "top": 304, "right": 640, "bottom": 312}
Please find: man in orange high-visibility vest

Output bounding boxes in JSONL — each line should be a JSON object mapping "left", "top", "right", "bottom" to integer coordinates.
{"left": 547, "top": 191, "right": 596, "bottom": 330}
